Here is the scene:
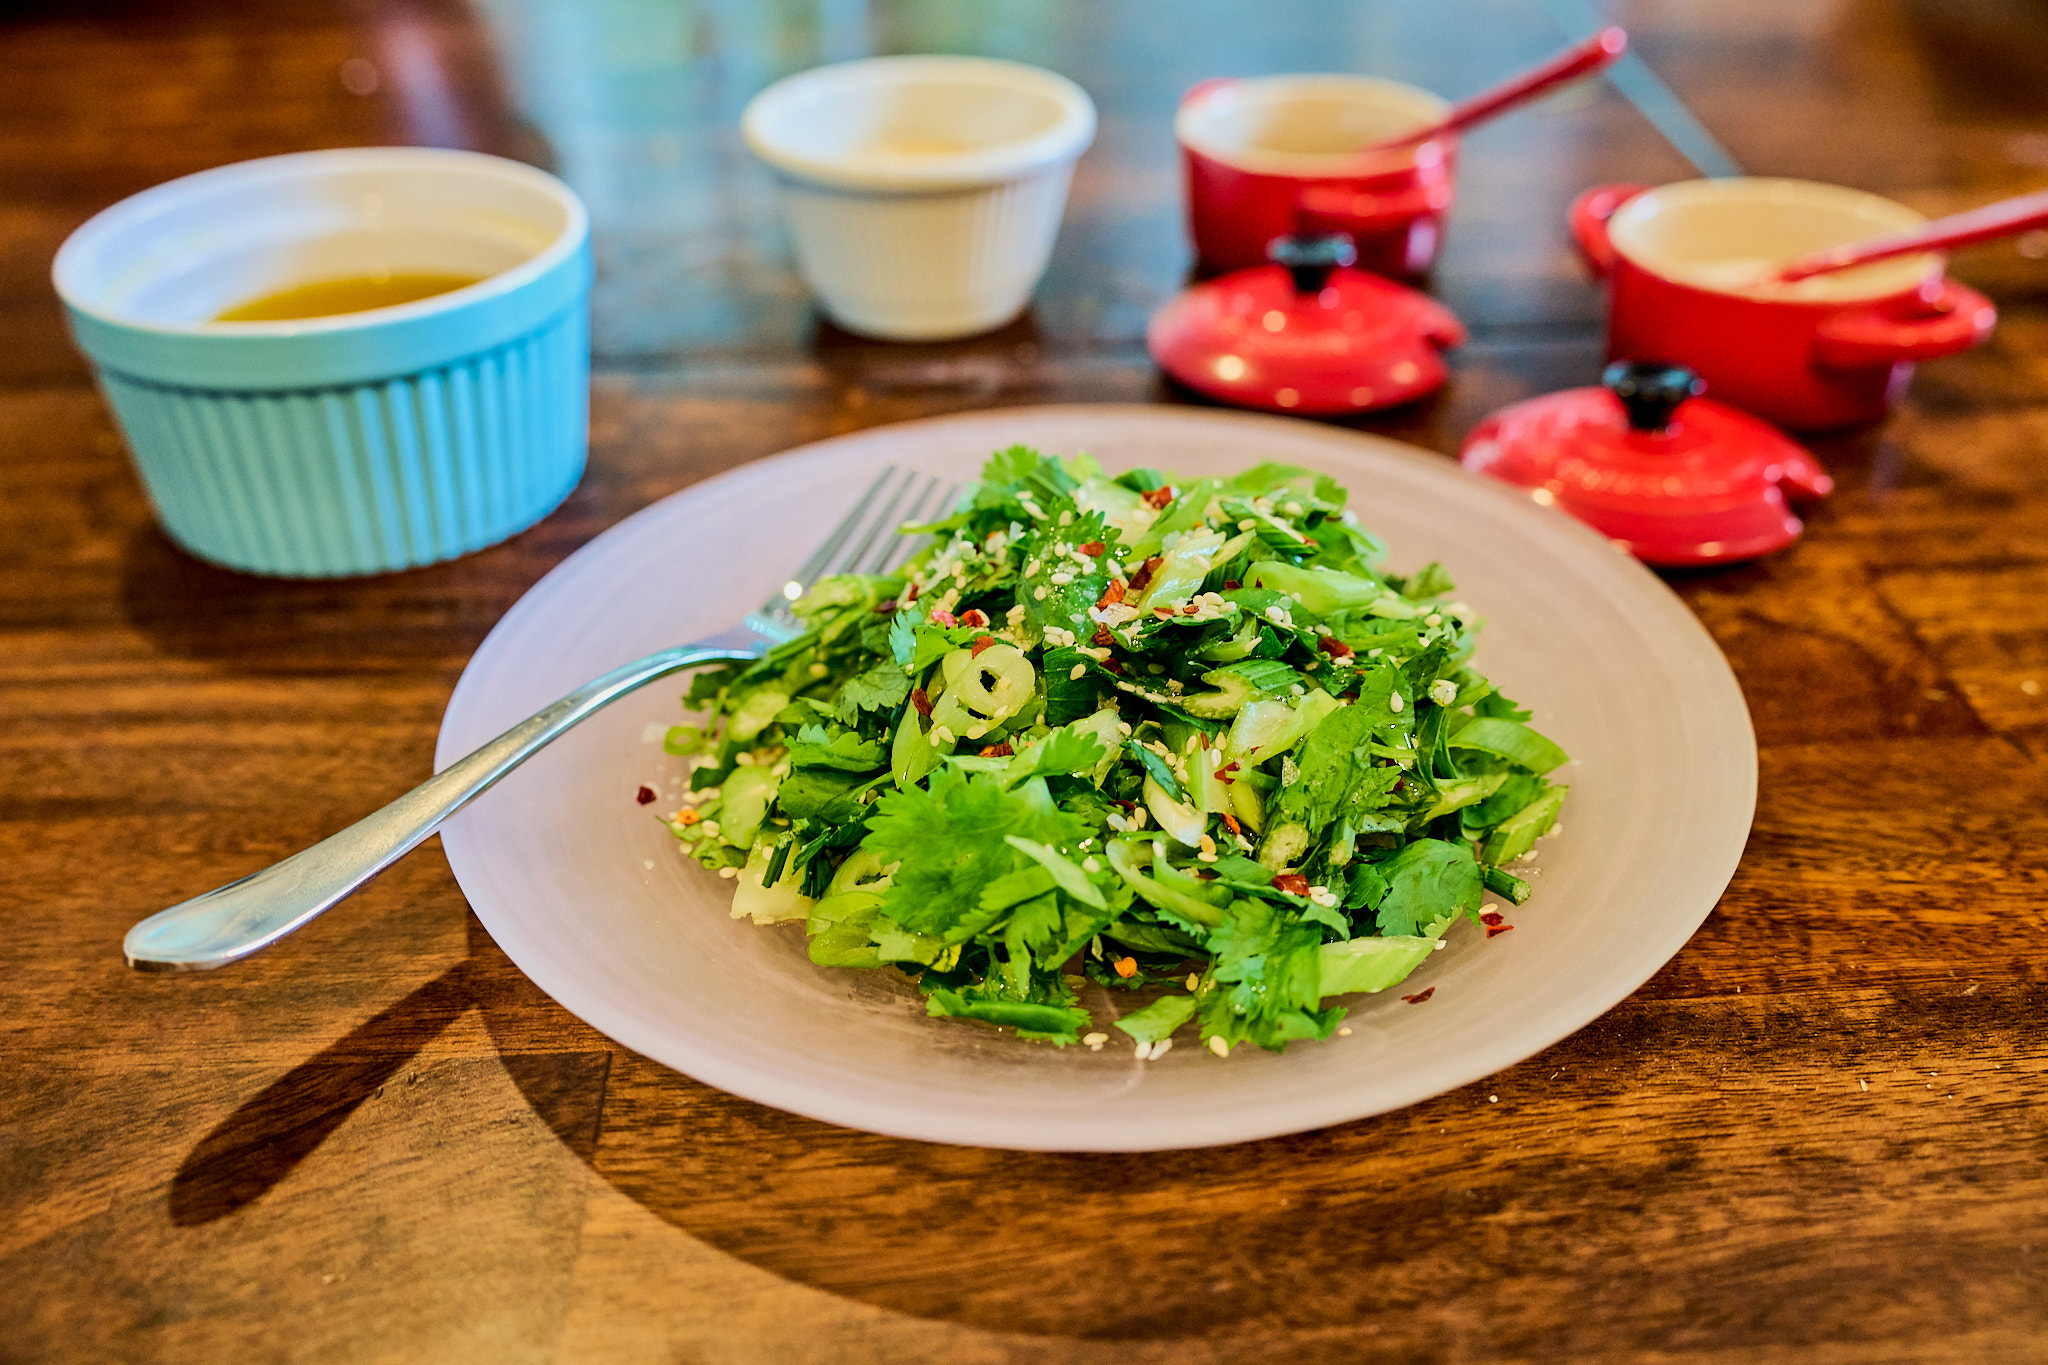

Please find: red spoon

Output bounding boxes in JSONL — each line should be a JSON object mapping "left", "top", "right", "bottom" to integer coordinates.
{"left": 1776, "top": 187, "right": 2048, "bottom": 282}
{"left": 1367, "top": 26, "right": 1629, "bottom": 152}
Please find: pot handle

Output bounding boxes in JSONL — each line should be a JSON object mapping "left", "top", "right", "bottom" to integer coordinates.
{"left": 1777, "top": 451, "right": 1836, "bottom": 504}
{"left": 1567, "top": 183, "right": 1649, "bottom": 279}
{"left": 1812, "top": 280, "right": 1998, "bottom": 370}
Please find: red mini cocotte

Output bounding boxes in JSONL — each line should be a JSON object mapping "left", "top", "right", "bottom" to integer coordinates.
{"left": 1570, "top": 178, "right": 1995, "bottom": 431}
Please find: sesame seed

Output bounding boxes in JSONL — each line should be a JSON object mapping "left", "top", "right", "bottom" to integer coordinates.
{"left": 1208, "top": 1036, "right": 1230, "bottom": 1058}
{"left": 808, "top": 662, "right": 828, "bottom": 677}
{"left": 717, "top": 866, "right": 738, "bottom": 879}
{"left": 1337, "top": 1026, "right": 1352, "bottom": 1037}
{"left": 1488, "top": 1095, "right": 1498, "bottom": 1103}
{"left": 1388, "top": 693, "right": 1404, "bottom": 712}
{"left": 1081, "top": 856, "right": 1101, "bottom": 873}
{"left": 1033, "top": 586, "right": 1048, "bottom": 600}
{"left": 1186, "top": 973, "right": 1200, "bottom": 991}
{"left": 1069, "top": 664, "right": 1088, "bottom": 680}
{"left": 1149, "top": 1039, "right": 1174, "bottom": 1061}
{"left": 1050, "top": 572, "right": 1073, "bottom": 585}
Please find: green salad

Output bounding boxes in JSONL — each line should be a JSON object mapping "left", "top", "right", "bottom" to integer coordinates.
{"left": 660, "top": 447, "right": 1567, "bottom": 1057}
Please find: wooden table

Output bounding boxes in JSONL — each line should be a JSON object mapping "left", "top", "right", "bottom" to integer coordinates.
{"left": 6, "top": 1, "right": 2047, "bottom": 1360}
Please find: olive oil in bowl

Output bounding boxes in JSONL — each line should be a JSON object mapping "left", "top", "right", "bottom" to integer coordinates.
{"left": 213, "top": 272, "right": 482, "bottom": 322}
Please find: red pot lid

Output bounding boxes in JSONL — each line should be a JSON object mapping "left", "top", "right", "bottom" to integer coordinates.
{"left": 1148, "top": 233, "right": 1466, "bottom": 414}
{"left": 1461, "top": 362, "right": 1835, "bottom": 567}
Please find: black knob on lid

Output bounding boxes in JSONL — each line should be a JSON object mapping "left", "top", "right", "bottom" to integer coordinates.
{"left": 1604, "top": 361, "right": 1704, "bottom": 433}
{"left": 1267, "top": 233, "right": 1357, "bottom": 295}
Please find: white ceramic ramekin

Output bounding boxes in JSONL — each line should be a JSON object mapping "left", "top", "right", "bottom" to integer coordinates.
{"left": 743, "top": 55, "right": 1096, "bottom": 341}
{"left": 53, "top": 147, "right": 591, "bottom": 578}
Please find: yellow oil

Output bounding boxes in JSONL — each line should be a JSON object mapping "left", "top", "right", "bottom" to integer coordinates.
{"left": 213, "top": 272, "right": 483, "bottom": 322}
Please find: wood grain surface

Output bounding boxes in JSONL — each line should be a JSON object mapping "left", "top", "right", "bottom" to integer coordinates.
{"left": 4, "top": 1, "right": 2047, "bottom": 1361}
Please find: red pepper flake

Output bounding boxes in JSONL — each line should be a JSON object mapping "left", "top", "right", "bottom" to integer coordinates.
{"left": 931, "top": 608, "right": 958, "bottom": 628}
{"left": 1219, "top": 811, "right": 1243, "bottom": 836}
{"left": 903, "top": 582, "right": 919, "bottom": 604}
{"left": 1316, "top": 635, "right": 1354, "bottom": 659}
{"left": 1217, "top": 761, "right": 1240, "bottom": 785}
{"left": 910, "top": 688, "right": 933, "bottom": 717}
{"left": 960, "top": 607, "right": 990, "bottom": 628}
{"left": 1271, "top": 873, "right": 1311, "bottom": 896}
{"left": 635, "top": 785, "right": 657, "bottom": 805}
{"left": 977, "top": 741, "right": 1014, "bottom": 758}
{"left": 1091, "top": 625, "right": 1116, "bottom": 650}
{"left": 1480, "top": 911, "right": 1504, "bottom": 926}
{"left": 1402, "top": 986, "right": 1435, "bottom": 1004}
{"left": 1097, "top": 579, "right": 1126, "bottom": 608}
{"left": 971, "top": 634, "right": 998, "bottom": 657}
{"left": 1108, "top": 798, "right": 1137, "bottom": 811}
{"left": 1128, "top": 556, "right": 1164, "bottom": 595}
{"left": 1103, "top": 658, "right": 1125, "bottom": 675}
{"left": 1079, "top": 540, "right": 1106, "bottom": 556}
{"left": 1113, "top": 956, "right": 1138, "bottom": 979}
{"left": 1223, "top": 579, "right": 1241, "bottom": 591}
{"left": 874, "top": 598, "right": 897, "bottom": 614}
{"left": 1486, "top": 924, "right": 1515, "bottom": 939}
{"left": 1153, "top": 606, "right": 1177, "bottom": 619}
{"left": 1192, "top": 868, "right": 1219, "bottom": 881}
{"left": 1141, "top": 485, "right": 1176, "bottom": 509}
{"left": 674, "top": 808, "right": 701, "bottom": 826}
{"left": 1182, "top": 603, "right": 1201, "bottom": 616}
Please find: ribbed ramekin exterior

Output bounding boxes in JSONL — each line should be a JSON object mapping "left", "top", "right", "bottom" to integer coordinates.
{"left": 780, "top": 163, "right": 1077, "bottom": 340}
{"left": 95, "top": 306, "right": 588, "bottom": 578}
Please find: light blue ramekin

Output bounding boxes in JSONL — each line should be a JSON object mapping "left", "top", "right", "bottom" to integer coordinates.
{"left": 53, "top": 147, "right": 592, "bottom": 578}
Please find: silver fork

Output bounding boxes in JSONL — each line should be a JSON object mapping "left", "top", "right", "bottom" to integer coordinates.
{"left": 124, "top": 467, "right": 957, "bottom": 972}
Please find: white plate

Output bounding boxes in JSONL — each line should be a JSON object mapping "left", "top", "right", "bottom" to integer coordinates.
{"left": 436, "top": 404, "right": 1754, "bottom": 1151}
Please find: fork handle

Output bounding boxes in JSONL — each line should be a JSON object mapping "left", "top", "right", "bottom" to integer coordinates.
{"left": 125, "top": 632, "right": 766, "bottom": 972}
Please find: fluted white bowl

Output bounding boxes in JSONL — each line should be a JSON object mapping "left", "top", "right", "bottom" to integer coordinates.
{"left": 743, "top": 55, "right": 1096, "bottom": 341}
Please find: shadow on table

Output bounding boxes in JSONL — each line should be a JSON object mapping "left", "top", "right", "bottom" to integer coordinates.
{"left": 451, "top": 917, "right": 1585, "bottom": 1342}
{"left": 169, "top": 906, "right": 1564, "bottom": 1338}
{"left": 114, "top": 521, "right": 539, "bottom": 675}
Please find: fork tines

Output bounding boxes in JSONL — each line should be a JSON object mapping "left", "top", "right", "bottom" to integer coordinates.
{"left": 779, "top": 466, "right": 960, "bottom": 609}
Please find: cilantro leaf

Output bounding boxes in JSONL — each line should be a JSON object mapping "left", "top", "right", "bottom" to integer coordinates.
{"left": 1200, "top": 898, "right": 1344, "bottom": 1052}
{"left": 1374, "top": 839, "right": 1482, "bottom": 937}
{"left": 788, "top": 724, "right": 885, "bottom": 772}
{"left": 862, "top": 770, "right": 1088, "bottom": 938}
{"left": 835, "top": 660, "right": 911, "bottom": 723}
